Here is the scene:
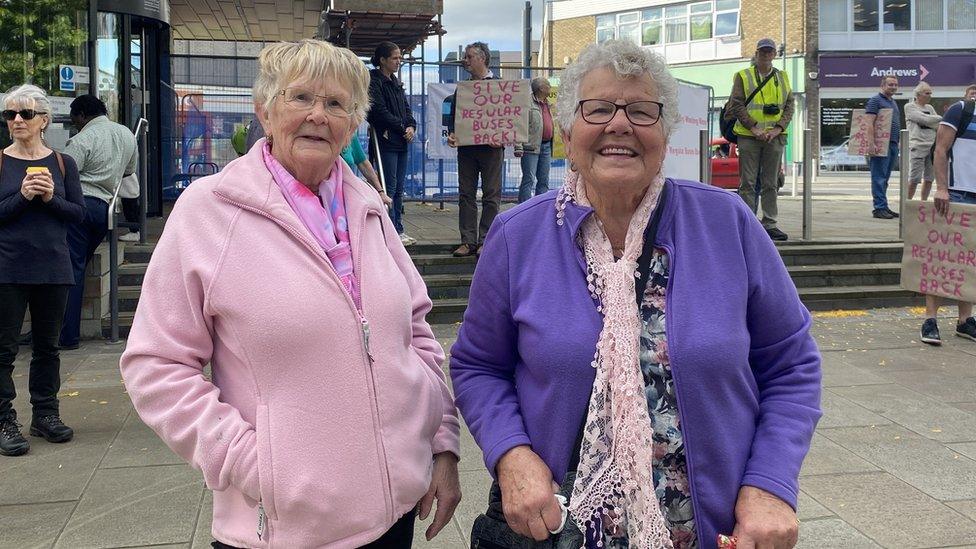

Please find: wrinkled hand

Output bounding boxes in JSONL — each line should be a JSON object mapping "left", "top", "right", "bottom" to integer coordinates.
{"left": 497, "top": 445, "right": 562, "bottom": 541}
{"left": 766, "top": 127, "right": 783, "bottom": 140}
{"left": 750, "top": 127, "right": 767, "bottom": 141}
{"left": 25, "top": 172, "right": 55, "bottom": 202}
{"left": 934, "top": 188, "right": 951, "bottom": 216}
{"left": 447, "top": 133, "right": 459, "bottom": 148}
{"left": 20, "top": 174, "right": 39, "bottom": 200}
{"left": 405, "top": 127, "right": 416, "bottom": 142}
{"left": 417, "top": 452, "right": 461, "bottom": 541}
{"left": 731, "top": 486, "right": 799, "bottom": 549}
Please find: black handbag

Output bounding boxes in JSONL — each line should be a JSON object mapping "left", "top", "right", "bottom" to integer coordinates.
{"left": 469, "top": 184, "right": 670, "bottom": 549}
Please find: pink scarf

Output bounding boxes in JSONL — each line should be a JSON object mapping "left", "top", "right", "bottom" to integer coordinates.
{"left": 263, "top": 144, "right": 360, "bottom": 309}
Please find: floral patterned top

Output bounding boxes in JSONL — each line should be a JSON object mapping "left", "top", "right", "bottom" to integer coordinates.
{"left": 600, "top": 249, "right": 698, "bottom": 549}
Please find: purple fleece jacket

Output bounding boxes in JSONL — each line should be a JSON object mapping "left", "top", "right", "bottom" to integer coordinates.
{"left": 450, "top": 178, "right": 822, "bottom": 547}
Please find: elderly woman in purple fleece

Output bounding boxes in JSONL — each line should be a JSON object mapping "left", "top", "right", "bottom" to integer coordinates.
{"left": 450, "top": 40, "right": 821, "bottom": 549}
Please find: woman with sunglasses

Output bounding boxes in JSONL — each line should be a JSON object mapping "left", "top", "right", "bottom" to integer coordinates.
{"left": 120, "top": 40, "right": 460, "bottom": 548}
{"left": 451, "top": 40, "right": 821, "bottom": 549}
{"left": 0, "top": 84, "right": 84, "bottom": 457}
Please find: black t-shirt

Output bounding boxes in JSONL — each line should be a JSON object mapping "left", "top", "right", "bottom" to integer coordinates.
{"left": 0, "top": 151, "right": 85, "bottom": 284}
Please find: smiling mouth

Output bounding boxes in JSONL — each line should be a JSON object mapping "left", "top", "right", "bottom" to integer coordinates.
{"left": 599, "top": 146, "right": 638, "bottom": 157}
{"left": 299, "top": 135, "right": 327, "bottom": 142}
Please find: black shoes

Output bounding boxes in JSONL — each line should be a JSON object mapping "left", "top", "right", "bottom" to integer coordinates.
{"left": 886, "top": 208, "right": 900, "bottom": 218}
{"left": 765, "top": 227, "right": 789, "bottom": 241}
{"left": 920, "top": 318, "right": 942, "bottom": 346}
{"left": 30, "top": 415, "right": 74, "bottom": 443}
{"left": 0, "top": 418, "right": 29, "bottom": 456}
{"left": 957, "top": 317, "right": 976, "bottom": 342}
{"left": 873, "top": 209, "right": 895, "bottom": 219}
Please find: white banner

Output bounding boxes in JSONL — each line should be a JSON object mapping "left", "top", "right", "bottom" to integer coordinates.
{"left": 426, "top": 82, "right": 456, "bottom": 160}
{"left": 663, "top": 83, "right": 710, "bottom": 180}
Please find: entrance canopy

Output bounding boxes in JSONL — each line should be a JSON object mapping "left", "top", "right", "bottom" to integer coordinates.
{"left": 168, "top": 0, "right": 444, "bottom": 54}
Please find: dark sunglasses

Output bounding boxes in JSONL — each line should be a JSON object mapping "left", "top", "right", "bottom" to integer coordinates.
{"left": 1, "top": 109, "right": 46, "bottom": 121}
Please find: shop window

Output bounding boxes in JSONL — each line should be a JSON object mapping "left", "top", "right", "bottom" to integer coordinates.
{"left": 948, "top": 0, "right": 976, "bottom": 29}
{"left": 666, "top": 5, "right": 689, "bottom": 43}
{"left": 916, "top": 0, "right": 944, "bottom": 29}
{"left": 853, "top": 0, "right": 880, "bottom": 30}
{"left": 821, "top": 0, "right": 849, "bottom": 31}
{"left": 690, "top": 2, "right": 713, "bottom": 40}
{"left": 714, "top": 0, "right": 740, "bottom": 37}
{"left": 883, "top": 0, "right": 911, "bottom": 30}
{"left": 642, "top": 8, "right": 664, "bottom": 45}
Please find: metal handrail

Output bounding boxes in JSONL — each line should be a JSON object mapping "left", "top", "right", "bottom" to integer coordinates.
{"left": 106, "top": 117, "right": 148, "bottom": 344}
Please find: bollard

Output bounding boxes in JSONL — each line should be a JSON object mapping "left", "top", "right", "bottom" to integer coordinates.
{"left": 802, "top": 128, "right": 813, "bottom": 241}
{"left": 899, "top": 129, "right": 909, "bottom": 240}
{"left": 699, "top": 128, "right": 710, "bottom": 184}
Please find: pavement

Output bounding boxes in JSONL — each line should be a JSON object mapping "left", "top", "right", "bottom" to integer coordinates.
{"left": 5, "top": 175, "right": 974, "bottom": 548}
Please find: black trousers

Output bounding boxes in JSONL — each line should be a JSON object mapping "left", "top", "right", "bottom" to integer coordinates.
{"left": 121, "top": 197, "right": 140, "bottom": 226}
{"left": 0, "top": 284, "right": 70, "bottom": 420}
{"left": 212, "top": 510, "right": 415, "bottom": 549}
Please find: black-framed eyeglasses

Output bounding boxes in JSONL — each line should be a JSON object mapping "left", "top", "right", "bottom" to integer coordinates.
{"left": 576, "top": 99, "right": 664, "bottom": 126}
{"left": 276, "top": 88, "right": 355, "bottom": 118}
{"left": 1, "top": 109, "right": 46, "bottom": 121}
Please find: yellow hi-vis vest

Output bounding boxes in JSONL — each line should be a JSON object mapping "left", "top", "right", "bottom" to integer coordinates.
{"left": 732, "top": 67, "right": 791, "bottom": 137}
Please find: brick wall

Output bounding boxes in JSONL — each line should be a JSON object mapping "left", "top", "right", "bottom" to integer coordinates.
{"left": 739, "top": 0, "right": 807, "bottom": 58}
{"left": 548, "top": 16, "right": 596, "bottom": 68}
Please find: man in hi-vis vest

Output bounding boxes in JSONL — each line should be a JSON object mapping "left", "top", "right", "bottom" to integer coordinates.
{"left": 728, "top": 38, "right": 794, "bottom": 241}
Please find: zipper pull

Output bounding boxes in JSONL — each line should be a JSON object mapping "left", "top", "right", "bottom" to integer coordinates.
{"left": 361, "top": 318, "right": 375, "bottom": 364}
{"left": 257, "top": 501, "right": 266, "bottom": 540}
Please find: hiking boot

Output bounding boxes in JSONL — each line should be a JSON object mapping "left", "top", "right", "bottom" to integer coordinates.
{"left": 920, "top": 318, "right": 942, "bottom": 346}
{"left": 873, "top": 209, "right": 894, "bottom": 219}
{"left": 885, "top": 208, "right": 900, "bottom": 218}
{"left": 29, "top": 415, "right": 73, "bottom": 443}
{"left": 956, "top": 317, "right": 976, "bottom": 342}
{"left": 452, "top": 244, "right": 476, "bottom": 257}
{"left": 0, "top": 419, "right": 29, "bottom": 456}
{"left": 765, "top": 227, "right": 788, "bottom": 241}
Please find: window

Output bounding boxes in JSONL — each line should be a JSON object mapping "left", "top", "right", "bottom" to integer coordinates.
{"left": 916, "top": 0, "right": 943, "bottom": 29}
{"left": 618, "top": 22, "right": 641, "bottom": 45}
{"left": 820, "top": 0, "right": 849, "bottom": 31}
{"left": 883, "top": 0, "right": 911, "bottom": 30}
{"left": 853, "top": 0, "right": 880, "bottom": 30}
{"left": 948, "top": 0, "right": 976, "bottom": 29}
{"left": 642, "top": 8, "right": 664, "bottom": 45}
{"left": 596, "top": 14, "right": 615, "bottom": 42}
{"left": 714, "top": 0, "right": 740, "bottom": 36}
{"left": 690, "top": 2, "right": 713, "bottom": 40}
{"left": 666, "top": 5, "right": 688, "bottom": 43}
{"left": 617, "top": 12, "right": 640, "bottom": 24}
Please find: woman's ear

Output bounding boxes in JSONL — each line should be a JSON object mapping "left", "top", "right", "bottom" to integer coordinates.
{"left": 560, "top": 128, "right": 572, "bottom": 159}
{"left": 254, "top": 101, "right": 271, "bottom": 134}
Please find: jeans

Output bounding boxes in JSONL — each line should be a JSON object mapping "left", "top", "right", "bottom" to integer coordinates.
{"left": 61, "top": 196, "right": 109, "bottom": 347}
{"left": 0, "top": 284, "right": 69, "bottom": 421}
{"left": 869, "top": 142, "right": 899, "bottom": 211}
{"left": 949, "top": 189, "right": 976, "bottom": 205}
{"left": 518, "top": 141, "right": 552, "bottom": 203}
{"left": 379, "top": 149, "right": 408, "bottom": 234}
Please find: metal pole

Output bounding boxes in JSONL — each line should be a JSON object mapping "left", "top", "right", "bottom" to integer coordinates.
{"left": 699, "top": 128, "right": 710, "bottom": 184}
{"left": 802, "top": 128, "right": 813, "bottom": 240}
{"left": 523, "top": 1, "right": 532, "bottom": 79}
{"left": 438, "top": 15, "right": 445, "bottom": 211}
{"left": 138, "top": 118, "right": 148, "bottom": 244}
{"left": 108, "top": 228, "right": 120, "bottom": 343}
{"left": 420, "top": 41, "right": 427, "bottom": 205}
{"left": 899, "top": 128, "right": 909, "bottom": 239}
{"left": 370, "top": 126, "right": 385, "bottom": 192}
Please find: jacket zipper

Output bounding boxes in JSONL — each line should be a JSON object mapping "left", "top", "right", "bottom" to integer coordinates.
{"left": 659, "top": 243, "right": 706, "bottom": 544}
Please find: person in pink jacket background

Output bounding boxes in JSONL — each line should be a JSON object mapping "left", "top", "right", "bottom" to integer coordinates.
{"left": 119, "top": 40, "right": 461, "bottom": 548}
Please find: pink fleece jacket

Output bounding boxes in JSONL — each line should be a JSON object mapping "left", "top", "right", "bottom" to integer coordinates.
{"left": 119, "top": 140, "right": 460, "bottom": 548}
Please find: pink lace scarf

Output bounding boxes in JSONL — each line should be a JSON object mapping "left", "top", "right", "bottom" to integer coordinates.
{"left": 555, "top": 170, "right": 673, "bottom": 548}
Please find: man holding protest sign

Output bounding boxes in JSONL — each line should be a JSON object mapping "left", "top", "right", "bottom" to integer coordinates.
{"left": 916, "top": 98, "right": 976, "bottom": 344}
{"left": 866, "top": 76, "right": 902, "bottom": 220}
{"left": 447, "top": 42, "right": 506, "bottom": 257}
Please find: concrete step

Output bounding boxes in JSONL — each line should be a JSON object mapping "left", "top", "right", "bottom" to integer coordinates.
{"left": 787, "top": 263, "right": 903, "bottom": 289}
{"left": 121, "top": 243, "right": 155, "bottom": 264}
{"left": 798, "top": 285, "right": 922, "bottom": 311}
{"left": 118, "top": 263, "right": 148, "bottom": 287}
{"left": 101, "top": 311, "right": 134, "bottom": 339}
{"left": 411, "top": 254, "right": 479, "bottom": 275}
{"left": 777, "top": 242, "right": 904, "bottom": 267}
{"left": 424, "top": 274, "right": 474, "bottom": 300}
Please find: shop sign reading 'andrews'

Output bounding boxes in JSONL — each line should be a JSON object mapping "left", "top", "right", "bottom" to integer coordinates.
{"left": 819, "top": 55, "right": 976, "bottom": 87}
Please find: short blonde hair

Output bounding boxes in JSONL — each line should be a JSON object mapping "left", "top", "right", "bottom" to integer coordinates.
{"left": 253, "top": 39, "right": 370, "bottom": 126}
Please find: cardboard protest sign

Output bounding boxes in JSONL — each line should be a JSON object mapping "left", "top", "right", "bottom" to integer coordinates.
{"left": 901, "top": 200, "right": 976, "bottom": 303}
{"left": 847, "top": 108, "right": 892, "bottom": 157}
{"left": 453, "top": 79, "right": 530, "bottom": 147}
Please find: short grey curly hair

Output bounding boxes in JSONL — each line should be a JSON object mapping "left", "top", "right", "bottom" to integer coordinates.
{"left": 253, "top": 39, "right": 370, "bottom": 126}
{"left": 465, "top": 41, "right": 491, "bottom": 64}
{"left": 3, "top": 84, "right": 52, "bottom": 124}
{"left": 555, "top": 40, "right": 680, "bottom": 140}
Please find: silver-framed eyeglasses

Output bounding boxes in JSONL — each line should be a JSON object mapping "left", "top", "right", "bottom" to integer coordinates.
{"left": 576, "top": 99, "right": 664, "bottom": 126}
{"left": 277, "top": 87, "right": 355, "bottom": 118}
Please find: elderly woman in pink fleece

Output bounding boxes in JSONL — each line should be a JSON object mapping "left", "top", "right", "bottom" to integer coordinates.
{"left": 120, "top": 39, "right": 461, "bottom": 548}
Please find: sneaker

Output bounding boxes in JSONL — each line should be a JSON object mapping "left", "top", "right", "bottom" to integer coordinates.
{"left": 765, "top": 227, "right": 789, "bottom": 241}
{"left": 119, "top": 231, "right": 140, "bottom": 242}
{"left": 29, "top": 415, "right": 73, "bottom": 443}
{"left": 920, "top": 318, "right": 942, "bottom": 345}
{"left": 885, "top": 208, "right": 900, "bottom": 218}
{"left": 956, "top": 317, "right": 976, "bottom": 342}
{"left": 0, "top": 419, "right": 29, "bottom": 456}
{"left": 398, "top": 233, "right": 417, "bottom": 246}
{"left": 452, "top": 244, "right": 476, "bottom": 257}
{"left": 873, "top": 209, "right": 894, "bottom": 219}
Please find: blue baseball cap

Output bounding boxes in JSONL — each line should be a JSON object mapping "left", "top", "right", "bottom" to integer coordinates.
{"left": 757, "top": 38, "right": 777, "bottom": 51}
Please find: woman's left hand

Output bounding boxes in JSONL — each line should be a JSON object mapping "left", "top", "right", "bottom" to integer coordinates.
{"left": 31, "top": 173, "right": 55, "bottom": 203}
{"left": 417, "top": 451, "right": 461, "bottom": 541}
{"left": 731, "top": 486, "right": 799, "bottom": 549}
{"left": 404, "top": 127, "right": 416, "bottom": 142}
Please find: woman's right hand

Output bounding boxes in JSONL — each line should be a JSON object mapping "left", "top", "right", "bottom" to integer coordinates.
{"left": 496, "top": 445, "right": 563, "bottom": 541}
{"left": 21, "top": 174, "right": 38, "bottom": 200}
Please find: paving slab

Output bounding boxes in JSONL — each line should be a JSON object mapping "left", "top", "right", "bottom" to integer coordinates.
{"left": 796, "top": 491, "right": 834, "bottom": 521}
{"left": 819, "top": 354, "right": 890, "bottom": 388}
{"left": 831, "top": 383, "right": 976, "bottom": 443}
{"left": 56, "top": 464, "right": 203, "bottom": 548}
{"left": 801, "top": 471, "right": 976, "bottom": 548}
{"left": 796, "top": 518, "right": 882, "bottom": 549}
{"left": 0, "top": 501, "right": 76, "bottom": 549}
{"left": 189, "top": 488, "right": 213, "bottom": 549}
{"left": 882, "top": 367, "right": 976, "bottom": 405}
{"left": 449, "top": 469, "right": 493, "bottom": 546}
{"left": 945, "top": 499, "right": 976, "bottom": 522}
{"left": 817, "top": 390, "right": 891, "bottom": 429}
{"left": 800, "top": 434, "right": 878, "bottom": 477}
{"left": 820, "top": 425, "right": 976, "bottom": 501}
{"left": 101, "top": 409, "right": 183, "bottom": 469}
